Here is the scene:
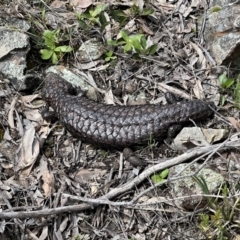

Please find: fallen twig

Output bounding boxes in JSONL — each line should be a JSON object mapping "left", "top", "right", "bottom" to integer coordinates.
{"left": 0, "top": 137, "right": 239, "bottom": 219}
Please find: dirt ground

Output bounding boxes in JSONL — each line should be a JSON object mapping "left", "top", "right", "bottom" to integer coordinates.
{"left": 0, "top": 0, "right": 240, "bottom": 239}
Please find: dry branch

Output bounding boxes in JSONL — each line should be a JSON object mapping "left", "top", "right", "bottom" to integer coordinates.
{"left": 0, "top": 136, "right": 239, "bottom": 219}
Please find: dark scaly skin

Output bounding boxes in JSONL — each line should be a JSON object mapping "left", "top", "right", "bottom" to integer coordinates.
{"left": 41, "top": 73, "right": 216, "bottom": 148}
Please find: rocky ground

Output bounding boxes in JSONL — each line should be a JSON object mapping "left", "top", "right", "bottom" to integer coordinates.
{"left": 0, "top": 0, "right": 240, "bottom": 239}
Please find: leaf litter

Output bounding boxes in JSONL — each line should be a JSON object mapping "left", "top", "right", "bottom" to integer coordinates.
{"left": 0, "top": 0, "right": 239, "bottom": 239}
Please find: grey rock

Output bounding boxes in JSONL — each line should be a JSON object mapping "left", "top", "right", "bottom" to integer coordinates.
{"left": 169, "top": 163, "right": 224, "bottom": 209}
{"left": 45, "top": 66, "right": 97, "bottom": 100}
{"left": 76, "top": 38, "right": 105, "bottom": 62}
{"left": 204, "top": 1, "right": 240, "bottom": 64}
{"left": 0, "top": 17, "right": 39, "bottom": 91}
{"left": 172, "top": 127, "right": 229, "bottom": 150}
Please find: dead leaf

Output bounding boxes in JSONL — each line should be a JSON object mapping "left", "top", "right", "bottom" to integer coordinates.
{"left": 21, "top": 94, "right": 44, "bottom": 109}
{"left": 50, "top": 0, "right": 67, "bottom": 8}
{"left": 75, "top": 60, "right": 101, "bottom": 70}
{"left": 228, "top": 117, "right": 240, "bottom": 131}
{"left": 183, "top": 7, "right": 193, "bottom": 18}
{"left": 38, "top": 158, "right": 54, "bottom": 197}
{"left": 39, "top": 226, "right": 48, "bottom": 240}
{"left": 8, "top": 96, "right": 18, "bottom": 129}
{"left": 70, "top": 0, "right": 93, "bottom": 9}
{"left": 16, "top": 125, "right": 40, "bottom": 172}
{"left": 104, "top": 89, "right": 115, "bottom": 105}
{"left": 3, "top": 128, "right": 12, "bottom": 141}
{"left": 193, "top": 79, "right": 205, "bottom": 99}
{"left": 59, "top": 217, "right": 69, "bottom": 232}
{"left": 104, "top": 12, "right": 112, "bottom": 40}
{"left": 24, "top": 109, "right": 44, "bottom": 123}
{"left": 33, "top": 189, "right": 45, "bottom": 206}
{"left": 75, "top": 168, "right": 107, "bottom": 183}
{"left": 76, "top": 38, "right": 105, "bottom": 62}
{"left": 136, "top": 19, "right": 154, "bottom": 35}
{"left": 38, "top": 125, "right": 51, "bottom": 140}
{"left": 191, "top": 0, "right": 201, "bottom": 7}
{"left": 190, "top": 42, "right": 206, "bottom": 69}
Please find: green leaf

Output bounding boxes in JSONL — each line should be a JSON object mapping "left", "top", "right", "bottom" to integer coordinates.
{"left": 199, "top": 214, "right": 210, "bottom": 231}
{"left": 148, "top": 44, "right": 158, "bottom": 55}
{"left": 218, "top": 73, "right": 227, "bottom": 84}
{"left": 120, "top": 30, "right": 129, "bottom": 42}
{"left": 110, "top": 9, "right": 127, "bottom": 19}
{"left": 78, "top": 19, "right": 90, "bottom": 30}
{"left": 218, "top": 73, "right": 234, "bottom": 89}
{"left": 151, "top": 174, "right": 163, "bottom": 184}
{"left": 130, "top": 33, "right": 143, "bottom": 41}
{"left": 105, "top": 56, "right": 113, "bottom": 61}
{"left": 99, "top": 11, "right": 110, "bottom": 30}
{"left": 40, "top": 49, "right": 53, "bottom": 60}
{"left": 51, "top": 52, "right": 59, "bottom": 64}
{"left": 43, "top": 30, "right": 55, "bottom": 49}
{"left": 141, "top": 8, "right": 154, "bottom": 16}
{"left": 151, "top": 169, "right": 169, "bottom": 184}
{"left": 90, "top": 4, "right": 106, "bottom": 17}
{"left": 42, "top": 9, "right": 46, "bottom": 19}
{"left": 211, "top": 5, "right": 222, "bottom": 12}
{"left": 89, "top": 17, "right": 99, "bottom": 25}
{"left": 131, "top": 4, "right": 140, "bottom": 15}
{"left": 117, "top": 40, "right": 128, "bottom": 45}
{"left": 220, "top": 95, "right": 226, "bottom": 106}
{"left": 224, "top": 78, "right": 234, "bottom": 88}
{"left": 140, "top": 36, "right": 147, "bottom": 49}
{"left": 105, "top": 51, "right": 116, "bottom": 61}
{"left": 193, "top": 175, "right": 214, "bottom": 207}
{"left": 124, "top": 43, "right": 132, "bottom": 52}
{"left": 76, "top": 12, "right": 91, "bottom": 20}
{"left": 53, "top": 29, "right": 60, "bottom": 42}
{"left": 159, "top": 169, "right": 169, "bottom": 179}
{"left": 129, "top": 35, "right": 143, "bottom": 52}
{"left": 193, "top": 176, "right": 210, "bottom": 195}
{"left": 55, "top": 45, "right": 73, "bottom": 52}
{"left": 110, "top": 9, "right": 127, "bottom": 26}
{"left": 221, "top": 184, "right": 229, "bottom": 197}
{"left": 105, "top": 50, "right": 113, "bottom": 57}
{"left": 75, "top": 12, "right": 81, "bottom": 19}
{"left": 107, "top": 39, "right": 118, "bottom": 46}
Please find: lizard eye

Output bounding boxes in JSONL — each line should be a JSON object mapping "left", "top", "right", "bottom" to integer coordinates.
{"left": 67, "top": 86, "right": 77, "bottom": 95}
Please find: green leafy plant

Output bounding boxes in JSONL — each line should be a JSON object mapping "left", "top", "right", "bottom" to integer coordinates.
{"left": 100, "top": 150, "right": 108, "bottom": 159}
{"left": 194, "top": 177, "right": 239, "bottom": 240}
{"left": 108, "top": 30, "right": 157, "bottom": 55}
{"left": 147, "top": 132, "right": 156, "bottom": 148}
{"left": 76, "top": 4, "right": 109, "bottom": 31}
{"left": 211, "top": 5, "right": 222, "bottom": 12}
{"left": 193, "top": 176, "right": 214, "bottom": 207}
{"left": 218, "top": 73, "right": 240, "bottom": 108}
{"left": 110, "top": 4, "right": 153, "bottom": 27}
{"left": 105, "top": 50, "right": 117, "bottom": 62}
{"left": 126, "top": 4, "right": 154, "bottom": 17}
{"left": 151, "top": 169, "right": 169, "bottom": 184}
{"left": 218, "top": 73, "right": 234, "bottom": 89}
{"left": 110, "top": 9, "right": 128, "bottom": 26}
{"left": 40, "top": 29, "right": 73, "bottom": 64}
{"left": 218, "top": 73, "right": 235, "bottom": 105}
{"left": 198, "top": 211, "right": 228, "bottom": 240}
